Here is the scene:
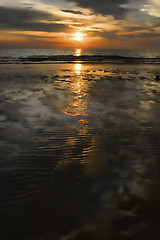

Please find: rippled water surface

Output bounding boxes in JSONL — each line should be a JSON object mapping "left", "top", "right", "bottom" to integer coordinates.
{"left": 0, "top": 63, "right": 160, "bottom": 240}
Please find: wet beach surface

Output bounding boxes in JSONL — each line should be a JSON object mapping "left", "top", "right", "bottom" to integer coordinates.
{"left": 0, "top": 63, "right": 160, "bottom": 240}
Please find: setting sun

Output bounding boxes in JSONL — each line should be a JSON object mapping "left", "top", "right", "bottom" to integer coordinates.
{"left": 72, "top": 32, "right": 85, "bottom": 41}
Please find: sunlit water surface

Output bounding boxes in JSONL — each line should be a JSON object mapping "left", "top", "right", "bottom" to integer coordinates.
{"left": 0, "top": 62, "right": 160, "bottom": 240}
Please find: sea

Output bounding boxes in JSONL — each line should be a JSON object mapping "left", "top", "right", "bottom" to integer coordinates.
{"left": 0, "top": 48, "right": 160, "bottom": 63}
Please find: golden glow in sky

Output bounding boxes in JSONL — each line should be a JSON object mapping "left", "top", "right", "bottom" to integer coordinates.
{"left": 72, "top": 32, "right": 85, "bottom": 41}
{"left": 0, "top": 0, "right": 160, "bottom": 49}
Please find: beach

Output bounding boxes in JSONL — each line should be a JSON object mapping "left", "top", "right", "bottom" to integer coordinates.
{"left": 0, "top": 60, "right": 160, "bottom": 240}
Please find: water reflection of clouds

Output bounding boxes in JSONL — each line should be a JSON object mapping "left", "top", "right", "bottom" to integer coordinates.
{"left": 2, "top": 64, "right": 160, "bottom": 240}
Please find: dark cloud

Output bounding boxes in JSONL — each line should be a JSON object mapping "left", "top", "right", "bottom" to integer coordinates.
{"left": 0, "top": 6, "right": 69, "bottom": 32}
{"left": 122, "top": 32, "right": 160, "bottom": 38}
{"left": 124, "top": 26, "right": 151, "bottom": 32}
{"left": 153, "top": 21, "right": 160, "bottom": 28}
{"left": 64, "top": 0, "right": 130, "bottom": 19}
{"left": 21, "top": 3, "right": 35, "bottom": 6}
{"left": 61, "top": 9, "right": 83, "bottom": 15}
{"left": 10, "top": 32, "right": 57, "bottom": 39}
{"left": 100, "top": 25, "right": 159, "bottom": 40}
{"left": 100, "top": 30, "right": 119, "bottom": 40}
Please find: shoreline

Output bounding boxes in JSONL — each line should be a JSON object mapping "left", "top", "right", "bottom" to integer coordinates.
{"left": 1, "top": 54, "right": 160, "bottom": 65}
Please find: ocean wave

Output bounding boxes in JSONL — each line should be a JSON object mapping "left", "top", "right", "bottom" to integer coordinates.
{"left": 0, "top": 54, "right": 160, "bottom": 64}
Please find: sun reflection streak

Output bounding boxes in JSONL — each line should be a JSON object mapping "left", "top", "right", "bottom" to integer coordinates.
{"left": 63, "top": 76, "right": 88, "bottom": 117}
{"left": 75, "top": 63, "right": 82, "bottom": 75}
{"left": 62, "top": 63, "right": 88, "bottom": 117}
{"left": 58, "top": 65, "right": 95, "bottom": 169}
{"left": 74, "top": 49, "right": 82, "bottom": 56}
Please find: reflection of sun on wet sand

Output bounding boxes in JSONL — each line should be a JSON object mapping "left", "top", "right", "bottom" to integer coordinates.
{"left": 63, "top": 64, "right": 88, "bottom": 117}
{"left": 53, "top": 59, "right": 96, "bottom": 172}
{"left": 75, "top": 63, "right": 82, "bottom": 75}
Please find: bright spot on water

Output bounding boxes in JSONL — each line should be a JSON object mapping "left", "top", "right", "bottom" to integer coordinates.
{"left": 75, "top": 63, "right": 82, "bottom": 75}
{"left": 74, "top": 49, "right": 82, "bottom": 56}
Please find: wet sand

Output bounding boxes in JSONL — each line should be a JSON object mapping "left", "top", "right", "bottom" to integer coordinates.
{"left": 0, "top": 62, "right": 160, "bottom": 240}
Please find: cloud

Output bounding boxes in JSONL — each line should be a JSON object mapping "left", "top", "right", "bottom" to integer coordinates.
{"left": 0, "top": 6, "right": 69, "bottom": 32}
{"left": 21, "top": 3, "right": 35, "bottom": 6}
{"left": 122, "top": 32, "right": 160, "bottom": 38}
{"left": 64, "top": 0, "right": 130, "bottom": 19}
{"left": 124, "top": 25, "right": 151, "bottom": 32}
{"left": 61, "top": 9, "right": 83, "bottom": 15}
{"left": 100, "top": 30, "right": 119, "bottom": 40}
{"left": 141, "top": 0, "right": 160, "bottom": 18}
{"left": 97, "top": 22, "right": 160, "bottom": 40}
{"left": 153, "top": 20, "right": 160, "bottom": 28}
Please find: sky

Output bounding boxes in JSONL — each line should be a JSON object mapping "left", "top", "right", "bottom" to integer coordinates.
{"left": 0, "top": 0, "right": 160, "bottom": 49}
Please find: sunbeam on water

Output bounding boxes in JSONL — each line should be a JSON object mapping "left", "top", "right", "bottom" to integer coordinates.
{"left": 74, "top": 49, "right": 82, "bottom": 57}
{"left": 75, "top": 63, "right": 82, "bottom": 75}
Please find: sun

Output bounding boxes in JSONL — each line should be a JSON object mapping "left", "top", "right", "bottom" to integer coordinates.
{"left": 72, "top": 32, "right": 85, "bottom": 41}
